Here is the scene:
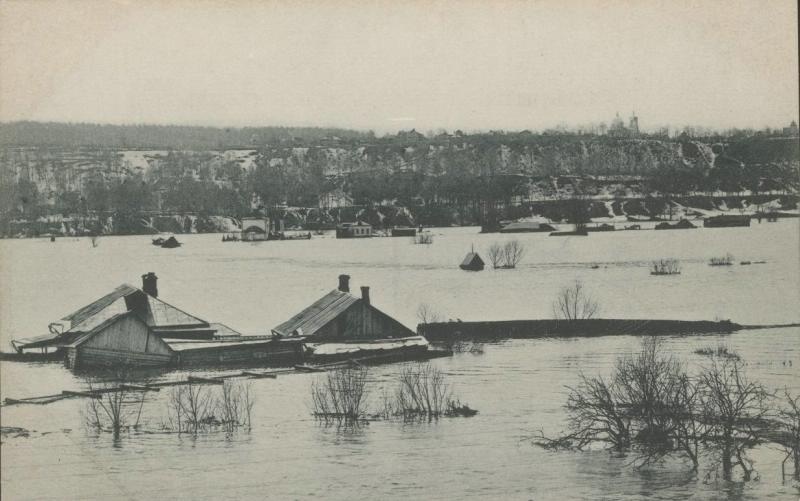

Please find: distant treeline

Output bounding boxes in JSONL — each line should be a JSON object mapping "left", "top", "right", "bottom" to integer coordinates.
{"left": 0, "top": 121, "right": 372, "bottom": 149}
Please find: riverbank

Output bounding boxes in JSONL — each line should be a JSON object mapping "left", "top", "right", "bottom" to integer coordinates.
{"left": 3, "top": 193, "right": 796, "bottom": 238}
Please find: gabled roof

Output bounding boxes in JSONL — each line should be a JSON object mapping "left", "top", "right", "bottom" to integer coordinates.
{"left": 140, "top": 294, "right": 208, "bottom": 328}
{"left": 62, "top": 284, "right": 138, "bottom": 325}
{"left": 62, "top": 311, "right": 143, "bottom": 348}
{"left": 461, "top": 252, "right": 484, "bottom": 266}
{"left": 272, "top": 290, "right": 359, "bottom": 337}
{"left": 61, "top": 284, "right": 209, "bottom": 330}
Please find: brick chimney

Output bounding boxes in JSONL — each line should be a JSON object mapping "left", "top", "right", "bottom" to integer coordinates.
{"left": 142, "top": 272, "right": 158, "bottom": 297}
{"left": 338, "top": 274, "right": 350, "bottom": 293}
{"left": 360, "top": 286, "right": 370, "bottom": 305}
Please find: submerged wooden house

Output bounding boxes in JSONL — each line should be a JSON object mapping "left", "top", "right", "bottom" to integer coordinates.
{"left": 272, "top": 275, "right": 417, "bottom": 342}
{"left": 12, "top": 273, "right": 304, "bottom": 370}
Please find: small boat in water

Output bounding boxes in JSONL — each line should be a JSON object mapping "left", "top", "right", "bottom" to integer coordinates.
{"left": 160, "top": 236, "right": 182, "bottom": 248}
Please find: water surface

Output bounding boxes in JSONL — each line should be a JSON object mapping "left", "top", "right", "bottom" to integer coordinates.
{"left": 1, "top": 221, "right": 799, "bottom": 500}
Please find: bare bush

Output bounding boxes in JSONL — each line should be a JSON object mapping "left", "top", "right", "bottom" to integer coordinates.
{"left": 414, "top": 232, "right": 434, "bottom": 244}
{"left": 775, "top": 390, "right": 800, "bottom": 480}
{"left": 537, "top": 338, "right": 774, "bottom": 480}
{"left": 394, "top": 363, "right": 453, "bottom": 419}
{"left": 555, "top": 373, "right": 632, "bottom": 451}
{"left": 167, "top": 382, "right": 214, "bottom": 434}
{"left": 697, "top": 357, "right": 770, "bottom": 481}
{"left": 694, "top": 344, "right": 741, "bottom": 360}
{"left": 417, "top": 302, "right": 443, "bottom": 324}
{"left": 502, "top": 240, "right": 525, "bottom": 268}
{"left": 449, "top": 340, "right": 485, "bottom": 355}
{"left": 310, "top": 367, "right": 369, "bottom": 422}
{"left": 487, "top": 240, "right": 526, "bottom": 269}
{"left": 83, "top": 369, "right": 150, "bottom": 439}
{"left": 709, "top": 253, "right": 734, "bottom": 266}
{"left": 487, "top": 242, "right": 504, "bottom": 269}
{"left": 552, "top": 280, "right": 600, "bottom": 321}
{"left": 217, "top": 380, "right": 256, "bottom": 432}
{"left": 651, "top": 258, "right": 681, "bottom": 275}
{"left": 165, "top": 380, "right": 255, "bottom": 434}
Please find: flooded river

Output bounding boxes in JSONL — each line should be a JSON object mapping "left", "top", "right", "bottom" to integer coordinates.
{"left": 1, "top": 221, "right": 799, "bottom": 500}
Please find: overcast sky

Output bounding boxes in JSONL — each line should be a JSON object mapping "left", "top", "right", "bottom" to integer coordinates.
{"left": 1, "top": 0, "right": 797, "bottom": 133}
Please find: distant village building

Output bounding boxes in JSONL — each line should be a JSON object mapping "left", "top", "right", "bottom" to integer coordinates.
{"left": 272, "top": 275, "right": 416, "bottom": 341}
{"left": 241, "top": 217, "right": 269, "bottom": 241}
{"left": 319, "top": 187, "right": 354, "bottom": 209}
{"left": 336, "top": 221, "right": 372, "bottom": 238}
{"left": 607, "top": 112, "right": 640, "bottom": 138}
{"left": 783, "top": 121, "right": 799, "bottom": 136}
{"left": 396, "top": 129, "right": 426, "bottom": 142}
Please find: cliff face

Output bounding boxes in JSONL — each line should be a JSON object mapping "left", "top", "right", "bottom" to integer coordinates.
{"left": 1, "top": 131, "right": 797, "bottom": 218}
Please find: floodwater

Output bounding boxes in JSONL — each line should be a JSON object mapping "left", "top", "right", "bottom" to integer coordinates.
{"left": 1, "top": 220, "right": 799, "bottom": 500}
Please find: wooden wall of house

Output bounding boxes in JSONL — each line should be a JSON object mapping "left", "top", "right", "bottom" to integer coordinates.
{"left": 310, "top": 303, "right": 415, "bottom": 341}
{"left": 69, "top": 347, "right": 173, "bottom": 369}
{"left": 82, "top": 316, "right": 173, "bottom": 355}
{"left": 177, "top": 341, "right": 303, "bottom": 367}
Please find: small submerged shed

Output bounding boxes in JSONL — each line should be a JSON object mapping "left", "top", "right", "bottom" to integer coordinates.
{"left": 272, "top": 275, "right": 416, "bottom": 341}
{"left": 460, "top": 252, "right": 485, "bottom": 271}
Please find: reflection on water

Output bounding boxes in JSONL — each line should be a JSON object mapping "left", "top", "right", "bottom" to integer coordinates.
{"left": 1, "top": 222, "right": 799, "bottom": 499}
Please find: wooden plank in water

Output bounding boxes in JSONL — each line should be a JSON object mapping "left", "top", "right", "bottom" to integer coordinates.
{"left": 3, "top": 395, "right": 68, "bottom": 406}
{"left": 62, "top": 390, "right": 101, "bottom": 399}
{"left": 187, "top": 376, "right": 224, "bottom": 384}
{"left": 240, "top": 371, "right": 277, "bottom": 379}
{"left": 119, "top": 384, "right": 160, "bottom": 392}
{"left": 294, "top": 364, "right": 325, "bottom": 372}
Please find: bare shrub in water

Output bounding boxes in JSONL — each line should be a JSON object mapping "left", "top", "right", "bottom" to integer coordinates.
{"left": 310, "top": 367, "right": 370, "bottom": 422}
{"left": 537, "top": 338, "right": 777, "bottom": 481}
{"left": 697, "top": 356, "right": 769, "bottom": 481}
{"left": 83, "top": 368, "right": 150, "bottom": 439}
{"left": 217, "top": 380, "right": 256, "bottom": 432}
{"left": 651, "top": 258, "right": 681, "bottom": 275}
{"left": 502, "top": 239, "right": 526, "bottom": 268}
{"left": 417, "top": 302, "right": 443, "bottom": 324}
{"left": 395, "top": 363, "right": 450, "bottom": 418}
{"left": 709, "top": 253, "right": 734, "bottom": 266}
{"left": 167, "top": 382, "right": 214, "bottom": 434}
{"left": 774, "top": 390, "right": 800, "bottom": 480}
{"left": 694, "top": 344, "right": 741, "bottom": 360}
{"left": 487, "top": 242, "right": 504, "bottom": 269}
{"left": 552, "top": 280, "right": 600, "bottom": 321}
{"left": 165, "top": 380, "right": 255, "bottom": 434}
{"left": 487, "top": 240, "right": 526, "bottom": 269}
{"left": 414, "top": 232, "right": 434, "bottom": 244}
